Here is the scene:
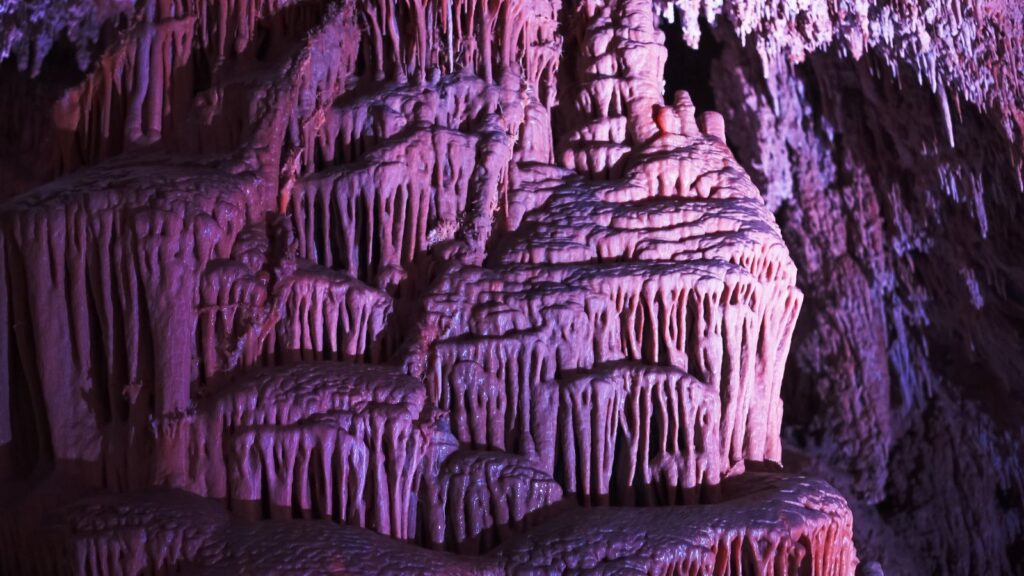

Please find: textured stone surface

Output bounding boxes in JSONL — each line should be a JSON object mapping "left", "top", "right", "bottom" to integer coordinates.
{"left": 687, "top": 15, "right": 1024, "bottom": 575}
{"left": 22, "top": 0, "right": 1024, "bottom": 573}
{"left": 497, "top": 472, "right": 855, "bottom": 575}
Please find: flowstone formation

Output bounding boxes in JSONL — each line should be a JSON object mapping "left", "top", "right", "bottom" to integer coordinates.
{"left": 0, "top": 0, "right": 856, "bottom": 574}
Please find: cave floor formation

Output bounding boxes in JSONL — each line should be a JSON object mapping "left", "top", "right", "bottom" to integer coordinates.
{"left": 0, "top": 0, "right": 858, "bottom": 574}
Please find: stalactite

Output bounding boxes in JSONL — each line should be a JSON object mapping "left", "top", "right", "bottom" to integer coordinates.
{"left": 291, "top": 121, "right": 513, "bottom": 286}
{"left": 174, "top": 362, "right": 431, "bottom": 540}
{"left": 199, "top": 256, "right": 392, "bottom": 379}
{"left": 0, "top": 158, "right": 256, "bottom": 487}
{"left": 556, "top": 364, "right": 721, "bottom": 505}
{"left": 428, "top": 335, "right": 564, "bottom": 468}
{"left": 415, "top": 259, "right": 799, "bottom": 471}
{"left": 424, "top": 450, "right": 563, "bottom": 553}
{"left": 497, "top": 473, "right": 857, "bottom": 575}
{"left": 352, "top": 0, "right": 560, "bottom": 95}
{"left": 63, "top": 491, "right": 230, "bottom": 576}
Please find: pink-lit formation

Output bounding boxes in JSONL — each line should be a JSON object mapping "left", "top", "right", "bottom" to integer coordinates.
{"left": 0, "top": 0, "right": 862, "bottom": 574}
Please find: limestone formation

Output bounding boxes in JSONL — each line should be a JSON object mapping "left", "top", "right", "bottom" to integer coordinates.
{"left": 0, "top": 0, "right": 861, "bottom": 574}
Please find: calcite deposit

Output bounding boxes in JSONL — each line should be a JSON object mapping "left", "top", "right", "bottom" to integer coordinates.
{"left": 3, "top": 0, "right": 966, "bottom": 573}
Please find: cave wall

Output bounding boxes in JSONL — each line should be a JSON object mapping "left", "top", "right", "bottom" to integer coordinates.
{"left": 655, "top": 2, "right": 1024, "bottom": 573}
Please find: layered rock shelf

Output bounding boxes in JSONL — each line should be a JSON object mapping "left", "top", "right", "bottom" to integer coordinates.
{"left": 3, "top": 473, "right": 853, "bottom": 575}
{"left": 0, "top": 0, "right": 858, "bottom": 574}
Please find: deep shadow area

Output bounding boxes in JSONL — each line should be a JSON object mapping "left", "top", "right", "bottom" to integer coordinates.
{"left": 660, "top": 15, "right": 720, "bottom": 112}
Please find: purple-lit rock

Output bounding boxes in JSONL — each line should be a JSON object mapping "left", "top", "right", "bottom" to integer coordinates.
{"left": 2, "top": 0, "right": 1022, "bottom": 574}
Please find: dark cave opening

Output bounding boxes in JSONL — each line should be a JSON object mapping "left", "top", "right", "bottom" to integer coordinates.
{"left": 659, "top": 14, "right": 720, "bottom": 113}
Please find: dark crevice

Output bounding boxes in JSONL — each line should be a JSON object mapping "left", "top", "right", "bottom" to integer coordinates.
{"left": 660, "top": 16, "right": 720, "bottom": 113}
